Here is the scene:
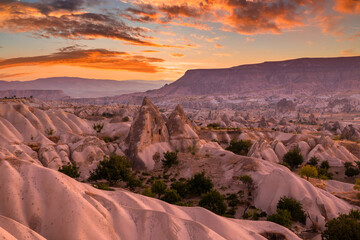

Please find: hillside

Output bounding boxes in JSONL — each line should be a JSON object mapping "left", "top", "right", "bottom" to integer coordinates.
{"left": 151, "top": 56, "right": 360, "bottom": 96}
{"left": 0, "top": 77, "right": 172, "bottom": 98}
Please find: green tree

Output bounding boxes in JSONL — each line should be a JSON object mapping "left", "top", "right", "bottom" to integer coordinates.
{"left": 142, "top": 188, "right": 156, "bottom": 198}
{"left": 151, "top": 180, "right": 167, "bottom": 198}
{"left": 170, "top": 181, "right": 189, "bottom": 198}
{"left": 282, "top": 148, "right": 304, "bottom": 170}
{"left": 354, "top": 179, "right": 360, "bottom": 191}
{"left": 321, "top": 210, "right": 360, "bottom": 240}
{"left": 277, "top": 196, "right": 306, "bottom": 224}
{"left": 226, "top": 139, "right": 252, "bottom": 156}
{"left": 320, "top": 161, "right": 330, "bottom": 170}
{"left": 344, "top": 162, "right": 360, "bottom": 178}
{"left": 239, "top": 175, "right": 254, "bottom": 192}
{"left": 161, "top": 189, "right": 181, "bottom": 204}
{"left": 308, "top": 156, "right": 319, "bottom": 167}
{"left": 299, "top": 165, "right": 318, "bottom": 181}
{"left": 88, "top": 155, "right": 133, "bottom": 186}
{"left": 58, "top": 162, "right": 80, "bottom": 178}
{"left": 162, "top": 151, "right": 179, "bottom": 168}
{"left": 199, "top": 189, "right": 227, "bottom": 215}
{"left": 187, "top": 171, "right": 213, "bottom": 196}
{"left": 267, "top": 209, "right": 292, "bottom": 228}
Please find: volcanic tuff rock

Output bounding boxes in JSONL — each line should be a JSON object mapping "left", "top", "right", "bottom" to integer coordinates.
{"left": 126, "top": 97, "right": 170, "bottom": 169}
{"left": 126, "top": 98, "right": 204, "bottom": 169}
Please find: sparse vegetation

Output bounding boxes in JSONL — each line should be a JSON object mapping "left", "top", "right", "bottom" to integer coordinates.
{"left": 88, "top": 154, "right": 139, "bottom": 186}
{"left": 344, "top": 162, "right": 360, "bottom": 178}
{"left": 299, "top": 165, "right": 318, "bottom": 180}
{"left": 225, "top": 139, "right": 252, "bottom": 155}
{"left": 207, "top": 123, "right": 220, "bottom": 129}
{"left": 187, "top": 171, "right": 214, "bottom": 196}
{"left": 93, "top": 122, "right": 104, "bottom": 133}
{"left": 122, "top": 116, "right": 130, "bottom": 122}
{"left": 92, "top": 182, "right": 114, "bottom": 191}
{"left": 321, "top": 210, "right": 360, "bottom": 240}
{"left": 151, "top": 180, "right": 167, "bottom": 198}
{"left": 58, "top": 162, "right": 80, "bottom": 178}
{"left": 45, "top": 127, "right": 55, "bottom": 136}
{"left": 267, "top": 209, "right": 292, "bottom": 228}
{"left": 282, "top": 147, "right": 304, "bottom": 170}
{"left": 161, "top": 189, "right": 181, "bottom": 204}
{"left": 199, "top": 189, "right": 227, "bottom": 215}
{"left": 162, "top": 151, "right": 179, "bottom": 168}
{"left": 277, "top": 196, "right": 306, "bottom": 224}
{"left": 308, "top": 156, "right": 319, "bottom": 167}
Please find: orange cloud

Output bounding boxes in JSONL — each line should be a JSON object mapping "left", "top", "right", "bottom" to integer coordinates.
{"left": 0, "top": 47, "right": 165, "bottom": 73}
{"left": 0, "top": 72, "right": 31, "bottom": 79}
{"left": 170, "top": 53, "right": 184, "bottom": 57}
{"left": 334, "top": 0, "right": 360, "bottom": 14}
{"left": 126, "top": 0, "right": 320, "bottom": 34}
{"left": 341, "top": 48, "right": 356, "bottom": 56}
{"left": 0, "top": 1, "right": 179, "bottom": 48}
{"left": 214, "top": 44, "right": 223, "bottom": 48}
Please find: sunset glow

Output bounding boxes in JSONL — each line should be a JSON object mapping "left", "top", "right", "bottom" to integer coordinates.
{"left": 0, "top": 0, "right": 359, "bottom": 81}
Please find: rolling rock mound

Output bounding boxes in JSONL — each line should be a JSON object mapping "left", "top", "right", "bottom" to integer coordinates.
{"left": 0, "top": 102, "right": 127, "bottom": 179}
{"left": 0, "top": 158, "right": 301, "bottom": 240}
{"left": 127, "top": 98, "right": 203, "bottom": 169}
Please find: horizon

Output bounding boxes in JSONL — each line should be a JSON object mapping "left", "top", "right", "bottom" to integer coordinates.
{"left": 0, "top": 0, "right": 360, "bottom": 81}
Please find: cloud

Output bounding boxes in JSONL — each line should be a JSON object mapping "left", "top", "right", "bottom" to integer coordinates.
{"left": 341, "top": 48, "right": 356, "bottom": 56}
{"left": 213, "top": 53, "right": 231, "bottom": 57}
{"left": 0, "top": 72, "right": 31, "bottom": 79}
{"left": 125, "top": 0, "right": 322, "bottom": 35}
{"left": 214, "top": 43, "right": 223, "bottom": 48}
{"left": 170, "top": 53, "right": 184, "bottom": 57}
{"left": 0, "top": 47, "right": 165, "bottom": 73}
{"left": 0, "top": 0, "right": 179, "bottom": 47}
{"left": 246, "top": 37, "right": 255, "bottom": 42}
{"left": 141, "top": 50, "right": 159, "bottom": 53}
{"left": 316, "top": 14, "right": 344, "bottom": 36}
{"left": 334, "top": 0, "right": 360, "bottom": 14}
{"left": 348, "top": 32, "right": 360, "bottom": 41}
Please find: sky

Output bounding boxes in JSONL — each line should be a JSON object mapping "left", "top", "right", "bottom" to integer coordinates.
{"left": 0, "top": 0, "right": 359, "bottom": 81}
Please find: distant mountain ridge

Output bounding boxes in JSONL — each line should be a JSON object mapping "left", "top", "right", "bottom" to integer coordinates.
{"left": 149, "top": 56, "right": 360, "bottom": 96}
{"left": 0, "top": 77, "right": 172, "bottom": 98}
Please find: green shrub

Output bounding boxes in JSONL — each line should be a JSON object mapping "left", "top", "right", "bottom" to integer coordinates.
{"left": 299, "top": 165, "right": 318, "bottom": 180}
{"left": 92, "top": 182, "right": 114, "bottom": 191}
{"left": 122, "top": 116, "right": 130, "bottom": 122}
{"left": 58, "top": 162, "right": 80, "bottom": 178}
{"left": 207, "top": 123, "right": 220, "bottom": 129}
{"left": 344, "top": 162, "right": 360, "bottom": 177}
{"left": 170, "top": 181, "right": 189, "bottom": 198}
{"left": 277, "top": 196, "right": 306, "bottom": 224}
{"left": 321, "top": 210, "right": 360, "bottom": 240}
{"left": 282, "top": 148, "right": 303, "bottom": 170}
{"left": 151, "top": 180, "right": 167, "bottom": 197}
{"left": 45, "top": 128, "right": 56, "bottom": 136}
{"left": 225, "top": 139, "right": 252, "bottom": 156}
{"left": 199, "top": 189, "right": 227, "bottom": 215}
{"left": 88, "top": 154, "right": 134, "bottom": 186}
{"left": 239, "top": 175, "right": 254, "bottom": 192}
{"left": 93, "top": 122, "right": 104, "bottom": 133}
{"left": 308, "top": 157, "right": 319, "bottom": 167}
{"left": 161, "top": 189, "right": 182, "bottom": 204}
{"left": 320, "top": 161, "right": 330, "bottom": 170}
{"left": 267, "top": 209, "right": 292, "bottom": 228}
{"left": 227, "top": 194, "right": 240, "bottom": 207}
{"left": 162, "top": 151, "right": 179, "bottom": 168}
{"left": 187, "top": 171, "right": 213, "bottom": 196}
{"left": 142, "top": 188, "right": 156, "bottom": 198}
